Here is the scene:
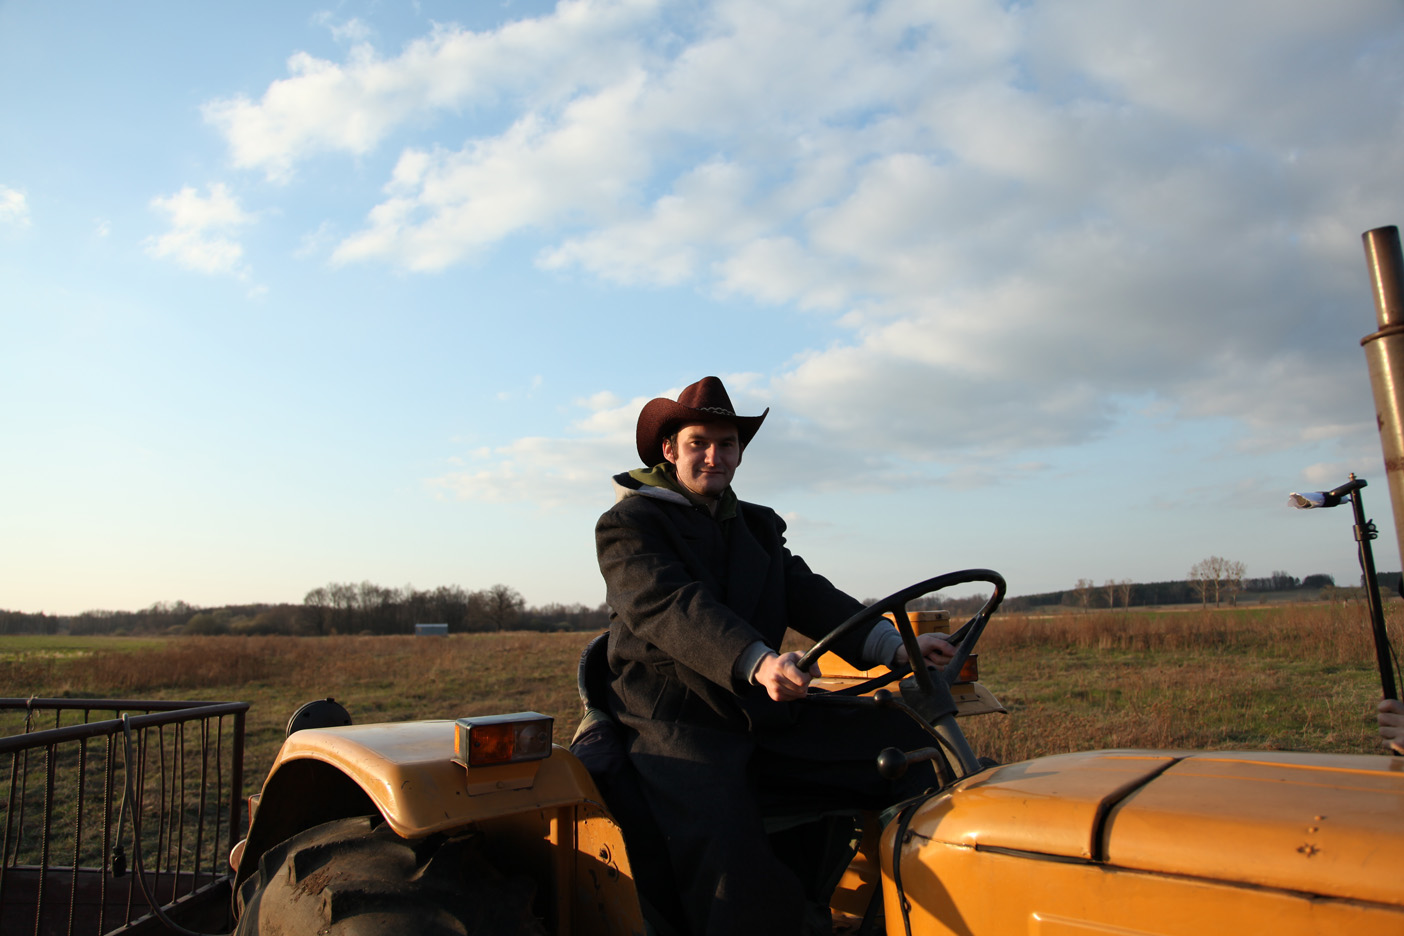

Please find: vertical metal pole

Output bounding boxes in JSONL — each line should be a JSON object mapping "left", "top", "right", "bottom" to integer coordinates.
{"left": 68, "top": 737, "right": 88, "bottom": 936}
{"left": 228, "top": 710, "right": 245, "bottom": 864}
{"left": 1360, "top": 226, "right": 1404, "bottom": 571}
{"left": 1349, "top": 481, "right": 1399, "bottom": 699}
{"left": 36, "top": 743, "right": 54, "bottom": 936}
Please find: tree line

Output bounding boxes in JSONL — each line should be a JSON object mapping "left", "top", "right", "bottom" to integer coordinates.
{"left": 996, "top": 566, "right": 1351, "bottom": 613}
{"left": 0, "top": 582, "right": 611, "bottom": 637}
{"left": 2, "top": 565, "right": 1389, "bottom": 637}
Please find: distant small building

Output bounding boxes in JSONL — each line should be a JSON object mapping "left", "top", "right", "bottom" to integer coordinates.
{"left": 414, "top": 623, "right": 449, "bottom": 637}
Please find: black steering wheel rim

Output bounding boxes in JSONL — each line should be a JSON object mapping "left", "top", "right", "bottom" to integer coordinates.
{"left": 797, "top": 569, "right": 1006, "bottom": 695}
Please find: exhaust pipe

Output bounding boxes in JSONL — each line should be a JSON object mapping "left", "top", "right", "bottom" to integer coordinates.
{"left": 1360, "top": 225, "right": 1404, "bottom": 569}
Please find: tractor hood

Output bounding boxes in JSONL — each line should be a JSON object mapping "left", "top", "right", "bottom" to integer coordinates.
{"left": 904, "top": 749, "right": 1404, "bottom": 907}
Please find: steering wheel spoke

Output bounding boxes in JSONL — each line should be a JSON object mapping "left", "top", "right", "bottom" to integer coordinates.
{"left": 888, "top": 605, "right": 935, "bottom": 694}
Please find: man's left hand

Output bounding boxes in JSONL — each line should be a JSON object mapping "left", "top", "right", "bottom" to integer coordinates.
{"left": 1379, "top": 698, "right": 1404, "bottom": 755}
{"left": 893, "top": 632, "right": 956, "bottom": 671}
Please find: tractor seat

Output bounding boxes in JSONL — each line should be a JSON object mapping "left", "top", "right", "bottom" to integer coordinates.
{"left": 570, "top": 631, "right": 629, "bottom": 788}
{"left": 576, "top": 632, "right": 613, "bottom": 718}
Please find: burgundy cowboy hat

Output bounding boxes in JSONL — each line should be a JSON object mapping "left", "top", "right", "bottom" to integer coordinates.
{"left": 635, "top": 376, "right": 769, "bottom": 466}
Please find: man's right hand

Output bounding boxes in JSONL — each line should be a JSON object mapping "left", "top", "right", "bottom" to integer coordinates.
{"left": 755, "top": 651, "right": 818, "bottom": 702}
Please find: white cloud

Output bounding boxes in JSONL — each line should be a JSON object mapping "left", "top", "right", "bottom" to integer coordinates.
{"left": 0, "top": 185, "right": 30, "bottom": 227}
{"left": 204, "top": 0, "right": 662, "bottom": 182}
{"left": 144, "top": 183, "right": 255, "bottom": 275}
{"left": 332, "top": 73, "right": 655, "bottom": 269}
{"left": 214, "top": 0, "right": 1404, "bottom": 498}
{"left": 430, "top": 389, "right": 644, "bottom": 505}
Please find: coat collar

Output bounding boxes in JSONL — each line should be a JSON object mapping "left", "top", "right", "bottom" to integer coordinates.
{"left": 611, "top": 465, "right": 738, "bottom": 520}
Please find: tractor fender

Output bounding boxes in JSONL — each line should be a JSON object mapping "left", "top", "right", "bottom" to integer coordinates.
{"left": 232, "top": 719, "right": 613, "bottom": 892}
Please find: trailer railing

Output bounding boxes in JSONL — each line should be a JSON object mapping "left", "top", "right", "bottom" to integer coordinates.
{"left": 0, "top": 698, "right": 247, "bottom": 936}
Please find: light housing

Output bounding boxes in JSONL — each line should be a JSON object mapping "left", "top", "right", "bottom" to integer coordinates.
{"left": 454, "top": 712, "right": 554, "bottom": 767}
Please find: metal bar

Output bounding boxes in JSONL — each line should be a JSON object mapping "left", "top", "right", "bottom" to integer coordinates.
{"left": 1360, "top": 225, "right": 1404, "bottom": 572}
{"left": 169, "top": 723, "right": 184, "bottom": 902}
{"left": 175, "top": 725, "right": 185, "bottom": 899}
{"left": 0, "top": 703, "right": 250, "bottom": 756}
{"left": 2, "top": 749, "right": 19, "bottom": 890}
{"left": 36, "top": 743, "right": 54, "bottom": 936}
{"left": 192, "top": 717, "right": 209, "bottom": 891}
{"left": 124, "top": 728, "right": 146, "bottom": 928}
{"left": 155, "top": 724, "right": 168, "bottom": 904}
{"left": 18, "top": 707, "right": 33, "bottom": 882}
{"left": 0, "top": 699, "right": 226, "bottom": 714}
{"left": 228, "top": 710, "right": 244, "bottom": 860}
{"left": 211, "top": 717, "right": 224, "bottom": 879}
{"left": 1350, "top": 482, "right": 1400, "bottom": 700}
{"left": 67, "top": 736, "right": 88, "bottom": 936}
{"left": 99, "top": 733, "right": 116, "bottom": 936}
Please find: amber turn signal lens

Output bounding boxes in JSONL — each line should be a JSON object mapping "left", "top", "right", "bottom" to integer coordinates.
{"left": 454, "top": 713, "right": 554, "bottom": 767}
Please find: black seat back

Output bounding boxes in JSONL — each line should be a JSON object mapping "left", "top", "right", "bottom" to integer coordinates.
{"left": 576, "top": 630, "right": 613, "bottom": 714}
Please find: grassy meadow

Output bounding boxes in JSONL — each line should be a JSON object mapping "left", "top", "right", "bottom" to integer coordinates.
{"left": 2, "top": 599, "right": 1400, "bottom": 791}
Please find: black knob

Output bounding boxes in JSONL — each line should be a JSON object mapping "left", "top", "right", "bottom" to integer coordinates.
{"left": 876, "top": 746, "right": 908, "bottom": 779}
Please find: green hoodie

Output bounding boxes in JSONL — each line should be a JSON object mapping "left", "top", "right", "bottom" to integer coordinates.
{"left": 622, "top": 462, "right": 738, "bottom": 521}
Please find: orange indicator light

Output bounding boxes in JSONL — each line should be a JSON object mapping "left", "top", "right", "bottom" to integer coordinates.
{"left": 454, "top": 713, "right": 554, "bottom": 767}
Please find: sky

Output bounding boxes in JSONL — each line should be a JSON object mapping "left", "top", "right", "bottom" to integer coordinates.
{"left": 2, "top": 0, "right": 1403, "bottom": 616}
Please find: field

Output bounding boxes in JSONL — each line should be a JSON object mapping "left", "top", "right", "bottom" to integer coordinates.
{"left": 2, "top": 599, "right": 1400, "bottom": 790}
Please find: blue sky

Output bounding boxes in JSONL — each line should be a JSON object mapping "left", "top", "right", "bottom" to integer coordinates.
{"left": 2, "top": 0, "right": 1402, "bottom": 615}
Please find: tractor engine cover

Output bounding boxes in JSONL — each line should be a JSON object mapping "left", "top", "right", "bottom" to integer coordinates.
{"left": 885, "top": 749, "right": 1404, "bottom": 935}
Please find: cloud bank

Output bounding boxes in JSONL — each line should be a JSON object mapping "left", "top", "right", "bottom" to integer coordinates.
{"left": 204, "top": 0, "right": 1404, "bottom": 501}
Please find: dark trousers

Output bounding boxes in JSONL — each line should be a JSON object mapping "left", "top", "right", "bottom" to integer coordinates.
{"left": 619, "top": 702, "right": 939, "bottom": 936}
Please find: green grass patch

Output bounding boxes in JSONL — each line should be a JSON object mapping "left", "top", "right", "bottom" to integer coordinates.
{"left": 0, "top": 634, "right": 167, "bottom": 665}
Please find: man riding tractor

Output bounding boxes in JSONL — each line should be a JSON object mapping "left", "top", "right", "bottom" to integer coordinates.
{"left": 588, "top": 376, "right": 956, "bottom": 936}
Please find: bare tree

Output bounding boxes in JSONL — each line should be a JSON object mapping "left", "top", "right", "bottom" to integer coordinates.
{"left": 1102, "top": 579, "right": 1118, "bottom": 609}
{"left": 1117, "top": 579, "right": 1135, "bottom": 608}
{"left": 303, "top": 586, "right": 331, "bottom": 635}
{"left": 1188, "top": 560, "right": 1213, "bottom": 607}
{"left": 1188, "top": 557, "right": 1243, "bottom": 607}
{"left": 1074, "top": 578, "right": 1095, "bottom": 609}
{"left": 479, "top": 583, "right": 525, "bottom": 631}
{"left": 1223, "top": 559, "right": 1246, "bottom": 606}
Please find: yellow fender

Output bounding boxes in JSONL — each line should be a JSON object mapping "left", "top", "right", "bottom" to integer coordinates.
{"left": 234, "top": 719, "right": 644, "bottom": 936}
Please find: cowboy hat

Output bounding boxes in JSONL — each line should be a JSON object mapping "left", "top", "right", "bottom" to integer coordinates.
{"left": 635, "top": 376, "right": 769, "bottom": 466}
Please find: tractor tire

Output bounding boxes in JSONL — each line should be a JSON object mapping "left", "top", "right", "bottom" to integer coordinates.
{"left": 233, "top": 815, "right": 548, "bottom": 936}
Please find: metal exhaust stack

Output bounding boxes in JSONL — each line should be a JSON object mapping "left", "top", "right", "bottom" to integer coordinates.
{"left": 1360, "top": 225, "right": 1404, "bottom": 568}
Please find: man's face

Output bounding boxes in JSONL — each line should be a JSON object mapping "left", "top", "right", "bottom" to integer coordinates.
{"left": 662, "top": 422, "right": 741, "bottom": 500}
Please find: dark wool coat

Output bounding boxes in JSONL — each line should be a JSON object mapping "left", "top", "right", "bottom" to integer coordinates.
{"left": 596, "top": 485, "right": 870, "bottom": 735}
{"left": 594, "top": 481, "right": 937, "bottom": 936}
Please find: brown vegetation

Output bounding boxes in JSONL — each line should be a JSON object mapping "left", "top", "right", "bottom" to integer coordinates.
{"left": 3, "top": 600, "right": 1399, "bottom": 791}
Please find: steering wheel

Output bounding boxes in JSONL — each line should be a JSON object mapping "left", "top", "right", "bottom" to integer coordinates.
{"left": 797, "top": 569, "right": 1006, "bottom": 783}
{"left": 797, "top": 569, "right": 1006, "bottom": 699}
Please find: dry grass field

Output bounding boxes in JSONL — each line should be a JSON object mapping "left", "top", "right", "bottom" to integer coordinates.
{"left": 3, "top": 599, "right": 1400, "bottom": 791}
